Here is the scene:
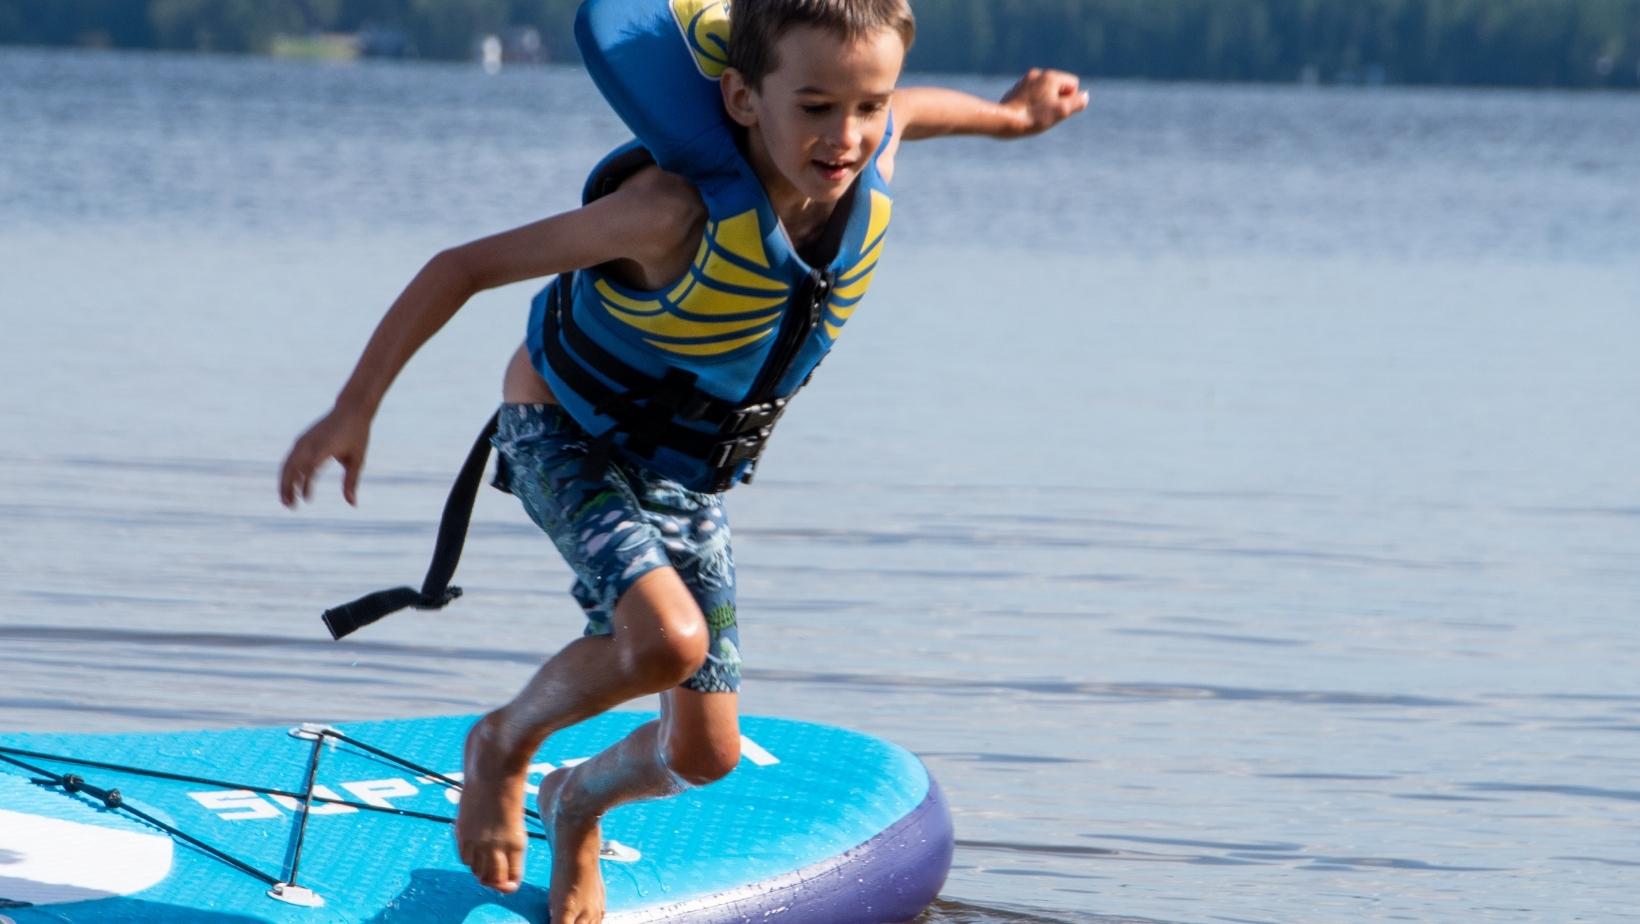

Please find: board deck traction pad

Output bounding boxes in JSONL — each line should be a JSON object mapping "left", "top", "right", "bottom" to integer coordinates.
{"left": 0, "top": 712, "right": 953, "bottom": 922}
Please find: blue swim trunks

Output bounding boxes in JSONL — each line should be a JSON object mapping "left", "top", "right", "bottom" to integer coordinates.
{"left": 490, "top": 402, "right": 740, "bottom": 693}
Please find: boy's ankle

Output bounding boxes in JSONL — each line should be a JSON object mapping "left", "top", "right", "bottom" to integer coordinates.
{"left": 553, "top": 765, "right": 600, "bottom": 827}
{"left": 474, "top": 709, "right": 550, "bottom": 771}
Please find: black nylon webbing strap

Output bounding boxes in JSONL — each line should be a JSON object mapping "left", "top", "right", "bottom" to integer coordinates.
{"left": 541, "top": 285, "right": 790, "bottom": 467}
{"left": 321, "top": 411, "right": 501, "bottom": 640}
{"left": 540, "top": 296, "right": 786, "bottom": 492}
{"left": 550, "top": 274, "right": 790, "bottom": 436}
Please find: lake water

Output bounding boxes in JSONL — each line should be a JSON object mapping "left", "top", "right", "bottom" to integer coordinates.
{"left": 2, "top": 46, "right": 1639, "bottom": 923}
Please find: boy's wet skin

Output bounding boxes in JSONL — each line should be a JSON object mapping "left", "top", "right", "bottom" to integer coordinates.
{"left": 454, "top": 711, "right": 533, "bottom": 892}
{"left": 453, "top": 23, "right": 913, "bottom": 915}
{"left": 455, "top": 563, "right": 743, "bottom": 917}
{"left": 280, "top": 4, "right": 1085, "bottom": 922}
{"left": 536, "top": 766, "right": 604, "bottom": 922}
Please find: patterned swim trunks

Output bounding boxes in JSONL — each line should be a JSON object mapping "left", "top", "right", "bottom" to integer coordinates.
{"left": 490, "top": 402, "right": 740, "bottom": 693}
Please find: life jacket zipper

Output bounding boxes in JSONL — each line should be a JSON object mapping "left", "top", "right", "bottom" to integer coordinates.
{"left": 747, "top": 268, "right": 831, "bottom": 405}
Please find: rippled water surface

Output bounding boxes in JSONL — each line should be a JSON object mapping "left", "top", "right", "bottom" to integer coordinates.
{"left": 3, "top": 48, "right": 1639, "bottom": 923}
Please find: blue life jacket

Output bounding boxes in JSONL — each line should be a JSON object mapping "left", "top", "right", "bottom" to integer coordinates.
{"left": 319, "top": 0, "right": 898, "bottom": 637}
{"left": 528, "top": 0, "right": 895, "bottom": 492}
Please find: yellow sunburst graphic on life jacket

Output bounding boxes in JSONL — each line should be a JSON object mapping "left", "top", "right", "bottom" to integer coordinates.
{"left": 670, "top": 0, "right": 731, "bottom": 79}
{"left": 598, "top": 208, "right": 791, "bottom": 357}
{"left": 823, "top": 189, "right": 892, "bottom": 340}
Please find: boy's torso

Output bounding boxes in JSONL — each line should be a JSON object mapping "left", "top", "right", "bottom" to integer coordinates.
{"left": 504, "top": 161, "right": 866, "bottom": 405}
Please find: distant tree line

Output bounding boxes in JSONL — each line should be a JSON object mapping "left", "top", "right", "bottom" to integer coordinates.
{"left": 0, "top": 0, "right": 586, "bottom": 60}
{"left": 2, "top": 0, "right": 1638, "bottom": 88}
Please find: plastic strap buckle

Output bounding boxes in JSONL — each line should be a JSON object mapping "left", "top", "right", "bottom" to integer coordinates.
{"left": 724, "top": 398, "right": 787, "bottom": 433}
{"left": 707, "top": 428, "right": 772, "bottom": 469}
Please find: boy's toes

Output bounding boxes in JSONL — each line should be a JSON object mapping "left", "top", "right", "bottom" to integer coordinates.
{"left": 491, "top": 853, "right": 524, "bottom": 893}
{"left": 502, "top": 848, "right": 524, "bottom": 892}
{"left": 470, "top": 846, "right": 523, "bottom": 893}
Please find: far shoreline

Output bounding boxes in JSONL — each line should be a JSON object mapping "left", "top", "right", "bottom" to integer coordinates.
{"left": 5, "top": 42, "right": 1640, "bottom": 96}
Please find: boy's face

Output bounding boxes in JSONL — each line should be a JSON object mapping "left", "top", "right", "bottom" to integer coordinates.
{"left": 726, "top": 25, "right": 906, "bottom": 205}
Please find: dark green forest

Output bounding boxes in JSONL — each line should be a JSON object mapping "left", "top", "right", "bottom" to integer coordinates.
{"left": 3, "top": 0, "right": 1638, "bottom": 88}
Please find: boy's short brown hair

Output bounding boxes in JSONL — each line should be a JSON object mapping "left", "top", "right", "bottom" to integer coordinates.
{"left": 728, "top": 0, "right": 916, "bottom": 88}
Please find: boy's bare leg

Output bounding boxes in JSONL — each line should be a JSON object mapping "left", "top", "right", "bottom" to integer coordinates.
{"left": 537, "top": 686, "right": 741, "bottom": 924}
{"left": 455, "top": 567, "right": 715, "bottom": 893}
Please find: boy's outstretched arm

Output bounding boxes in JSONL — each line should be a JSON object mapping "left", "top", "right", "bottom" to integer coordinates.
{"left": 278, "top": 171, "right": 702, "bottom": 508}
{"left": 895, "top": 69, "right": 1089, "bottom": 141}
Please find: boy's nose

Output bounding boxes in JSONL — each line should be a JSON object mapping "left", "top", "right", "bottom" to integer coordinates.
{"left": 827, "top": 114, "right": 863, "bottom": 152}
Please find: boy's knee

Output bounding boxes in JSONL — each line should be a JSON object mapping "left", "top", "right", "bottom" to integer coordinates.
{"left": 612, "top": 569, "right": 711, "bottom": 689}
{"left": 616, "top": 608, "right": 709, "bottom": 689}
{"left": 663, "top": 731, "right": 741, "bottom": 786}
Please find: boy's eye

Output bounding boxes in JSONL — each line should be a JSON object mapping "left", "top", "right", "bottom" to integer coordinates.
{"left": 859, "top": 102, "right": 887, "bottom": 115}
{"left": 800, "top": 103, "right": 831, "bottom": 115}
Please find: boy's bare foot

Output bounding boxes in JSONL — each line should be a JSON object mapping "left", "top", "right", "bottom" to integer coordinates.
{"left": 538, "top": 766, "right": 608, "bottom": 924}
{"left": 455, "top": 714, "right": 529, "bottom": 892}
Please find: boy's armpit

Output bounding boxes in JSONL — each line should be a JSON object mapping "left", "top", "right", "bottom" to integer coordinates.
{"left": 602, "top": 166, "right": 710, "bottom": 270}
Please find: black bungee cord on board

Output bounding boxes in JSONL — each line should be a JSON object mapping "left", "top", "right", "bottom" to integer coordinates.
{"left": 0, "top": 725, "right": 547, "bottom": 906}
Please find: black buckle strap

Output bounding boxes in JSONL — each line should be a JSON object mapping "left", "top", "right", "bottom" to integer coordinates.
{"left": 550, "top": 278, "right": 767, "bottom": 434}
{"left": 321, "top": 411, "right": 499, "bottom": 640}
{"left": 707, "top": 428, "right": 773, "bottom": 470}
{"left": 542, "top": 278, "right": 792, "bottom": 457}
{"left": 599, "top": 367, "right": 702, "bottom": 458}
{"left": 725, "top": 398, "right": 787, "bottom": 432}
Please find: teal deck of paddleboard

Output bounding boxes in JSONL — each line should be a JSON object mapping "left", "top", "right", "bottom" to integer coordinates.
{"left": 0, "top": 712, "right": 932, "bottom": 922}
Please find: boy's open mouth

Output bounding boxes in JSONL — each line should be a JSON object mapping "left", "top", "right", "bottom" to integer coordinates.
{"left": 813, "top": 158, "right": 855, "bottom": 181}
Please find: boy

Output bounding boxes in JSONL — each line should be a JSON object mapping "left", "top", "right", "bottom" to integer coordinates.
{"left": 279, "top": 1, "right": 1086, "bottom": 921}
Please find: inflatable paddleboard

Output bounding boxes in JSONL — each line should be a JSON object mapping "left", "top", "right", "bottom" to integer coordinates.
{"left": 0, "top": 712, "right": 952, "bottom": 922}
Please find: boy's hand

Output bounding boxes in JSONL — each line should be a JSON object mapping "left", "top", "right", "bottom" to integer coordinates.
{"left": 1000, "top": 69, "right": 1089, "bottom": 137}
{"left": 280, "top": 405, "right": 372, "bottom": 508}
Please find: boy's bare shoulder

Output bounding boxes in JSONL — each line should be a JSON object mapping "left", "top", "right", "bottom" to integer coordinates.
{"left": 612, "top": 166, "right": 706, "bottom": 230}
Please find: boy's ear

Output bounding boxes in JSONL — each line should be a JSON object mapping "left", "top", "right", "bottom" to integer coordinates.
{"left": 720, "top": 68, "right": 758, "bottom": 127}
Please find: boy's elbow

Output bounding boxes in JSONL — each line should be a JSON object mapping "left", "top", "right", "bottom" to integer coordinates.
{"left": 427, "top": 246, "right": 482, "bottom": 297}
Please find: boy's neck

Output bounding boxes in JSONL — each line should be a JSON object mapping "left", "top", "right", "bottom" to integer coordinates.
{"left": 741, "top": 126, "right": 835, "bottom": 248}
